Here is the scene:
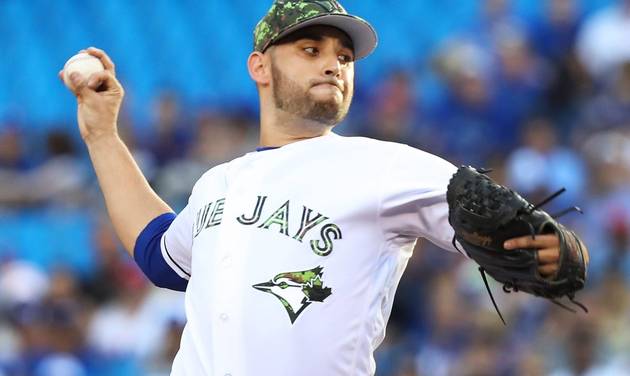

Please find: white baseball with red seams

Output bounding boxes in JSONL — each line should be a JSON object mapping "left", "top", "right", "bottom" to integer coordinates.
{"left": 62, "top": 52, "right": 105, "bottom": 89}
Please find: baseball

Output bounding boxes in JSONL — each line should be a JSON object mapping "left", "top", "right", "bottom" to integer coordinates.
{"left": 62, "top": 52, "right": 105, "bottom": 89}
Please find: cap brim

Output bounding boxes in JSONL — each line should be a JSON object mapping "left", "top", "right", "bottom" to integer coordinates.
{"left": 273, "top": 14, "right": 378, "bottom": 61}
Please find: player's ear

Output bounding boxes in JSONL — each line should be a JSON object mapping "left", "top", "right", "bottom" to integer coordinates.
{"left": 248, "top": 51, "right": 271, "bottom": 86}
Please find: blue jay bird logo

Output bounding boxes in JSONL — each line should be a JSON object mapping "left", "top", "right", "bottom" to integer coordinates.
{"left": 253, "top": 266, "right": 332, "bottom": 324}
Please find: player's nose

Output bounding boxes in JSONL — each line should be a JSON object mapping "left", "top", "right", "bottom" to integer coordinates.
{"left": 322, "top": 56, "right": 342, "bottom": 77}
{"left": 318, "top": 44, "right": 343, "bottom": 78}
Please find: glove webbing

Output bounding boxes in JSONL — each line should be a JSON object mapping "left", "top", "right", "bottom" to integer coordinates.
{"left": 478, "top": 266, "right": 588, "bottom": 326}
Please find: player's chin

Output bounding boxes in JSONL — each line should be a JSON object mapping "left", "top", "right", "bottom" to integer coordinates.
{"left": 305, "top": 103, "right": 345, "bottom": 125}
{"left": 312, "top": 98, "right": 345, "bottom": 116}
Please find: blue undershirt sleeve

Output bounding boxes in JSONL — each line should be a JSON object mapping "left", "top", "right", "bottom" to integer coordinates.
{"left": 134, "top": 212, "right": 189, "bottom": 292}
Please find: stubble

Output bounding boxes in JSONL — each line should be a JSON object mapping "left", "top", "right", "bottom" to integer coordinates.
{"left": 271, "top": 59, "right": 352, "bottom": 126}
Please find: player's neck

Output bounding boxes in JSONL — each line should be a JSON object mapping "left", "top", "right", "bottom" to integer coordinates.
{"left": 259, "top": 106, "right": 334, "bottom": 147}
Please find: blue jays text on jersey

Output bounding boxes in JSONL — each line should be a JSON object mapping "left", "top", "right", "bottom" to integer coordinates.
{"left": 193, "top": 195, "right": 343, "bottom": 256}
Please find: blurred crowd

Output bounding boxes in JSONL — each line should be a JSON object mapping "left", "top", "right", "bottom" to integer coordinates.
{"left": 2, "top": 0, "right": 630, "bottom": 375}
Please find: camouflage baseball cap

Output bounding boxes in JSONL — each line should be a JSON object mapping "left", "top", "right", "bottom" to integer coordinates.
{"left": 253, "top": 0, "right": 378, "bottom": 60}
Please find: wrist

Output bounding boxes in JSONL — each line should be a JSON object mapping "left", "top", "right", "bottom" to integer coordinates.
{"left": 84, "top": 130, "right": 122, "bottom": 149}
{"left": 83, "top": 129, "right": 120, "bottom": 145}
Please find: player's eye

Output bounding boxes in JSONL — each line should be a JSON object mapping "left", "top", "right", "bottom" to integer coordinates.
{"left": 279, "top": 282, "right": 289, "bottom": 289}
{"left": 303, "top": 47, "right": 318, "bottom": 56}
{"left": 338, "top": 54, "right": 353, "bottom": 64}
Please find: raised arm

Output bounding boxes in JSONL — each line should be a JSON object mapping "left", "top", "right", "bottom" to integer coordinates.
{"left": 61, "top": 47, "right": 172, "bottom": 255}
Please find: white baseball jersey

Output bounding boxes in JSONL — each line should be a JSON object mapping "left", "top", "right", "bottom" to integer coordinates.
{"left": 160, "top": 133, "right": 458, "bottom": 375}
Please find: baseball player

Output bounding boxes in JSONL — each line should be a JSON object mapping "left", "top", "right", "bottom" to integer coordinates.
{"left": 61, "top": 1, "right": 588, "bottom": 375}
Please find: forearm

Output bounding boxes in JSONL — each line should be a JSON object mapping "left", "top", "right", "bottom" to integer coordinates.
{"left": 86, "top": 133, "right": 172, "bottom": 255}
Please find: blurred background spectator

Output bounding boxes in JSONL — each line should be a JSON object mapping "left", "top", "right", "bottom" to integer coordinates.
{"left": 1, "top": 0, "right": 630, "bottom": 374}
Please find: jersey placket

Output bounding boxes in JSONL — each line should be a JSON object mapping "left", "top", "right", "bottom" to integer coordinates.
{"left": 211, "top": 183, "right": 246, "bottom": 376}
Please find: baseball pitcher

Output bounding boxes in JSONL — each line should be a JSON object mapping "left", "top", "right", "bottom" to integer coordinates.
{"left": 61, "top": 1, "right": 589, "bottom": 375}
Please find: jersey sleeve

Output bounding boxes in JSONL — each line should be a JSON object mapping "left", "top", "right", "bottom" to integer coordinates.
{"left": 378, "top": 145, "right": 459, "bottom": 253}
{"left": 133, "top": 202, "right": 194, "bottom": 291}
{"left": 161, "top": 201, "right": 194, "bottom": 279}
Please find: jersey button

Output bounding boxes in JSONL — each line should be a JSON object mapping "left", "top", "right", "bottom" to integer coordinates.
{"left": 221, "top": 255, "right": 232, "bottom": 266}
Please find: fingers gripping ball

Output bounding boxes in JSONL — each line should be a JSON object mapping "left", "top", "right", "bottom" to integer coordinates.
{"left": 446, "top": 166, "right": 588, "bottom": 323}
{"left": 62, "top": 52, "right": 105, "bottom": 90}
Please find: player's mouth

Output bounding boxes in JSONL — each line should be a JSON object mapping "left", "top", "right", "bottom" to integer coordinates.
{"left": 311, "top": 79, "right": 344, "bottom": 93}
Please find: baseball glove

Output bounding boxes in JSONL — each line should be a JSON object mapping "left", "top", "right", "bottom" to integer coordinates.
{"left": 446, "top": 166, "right": 588, "bottom": 324}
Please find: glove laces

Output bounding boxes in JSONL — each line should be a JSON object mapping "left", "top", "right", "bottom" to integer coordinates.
{"left": 454, "top": 187, "right": 588, "bottom": 325}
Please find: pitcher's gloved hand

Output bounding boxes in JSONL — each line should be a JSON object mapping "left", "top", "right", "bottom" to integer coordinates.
{"left": 446, "top": 166, "right": 589, "bottom": 323}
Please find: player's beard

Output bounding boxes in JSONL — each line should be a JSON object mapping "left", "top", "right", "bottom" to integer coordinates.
{"left": 271, "top": 60, "right": 352, "bottom": 126}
